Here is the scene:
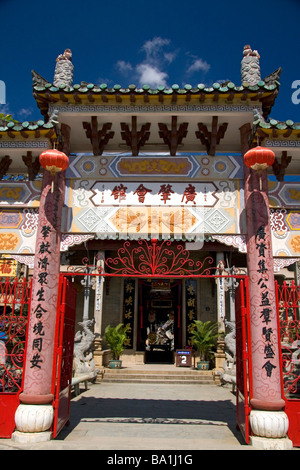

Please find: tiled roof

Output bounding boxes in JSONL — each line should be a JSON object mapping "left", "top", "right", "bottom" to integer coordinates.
{"left": 251, "top": 113, "right": 300, "bottom": 147}
{"left": 253, "top": 117, "right": 300, "bottom": 131}
{"left": 32, "top": 69, "right": 281, "bottom": 120}
{"left": 0, "top": 119, "right": 56, "bottom": 133}
{"left": 32, "top": 79, "right": 279, "bottom": 94}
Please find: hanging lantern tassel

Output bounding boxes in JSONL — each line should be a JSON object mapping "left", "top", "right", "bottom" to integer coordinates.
{"left": 39, "top": 149, "right": 69, "bottom": 193}
{"left": 243, "top": 146, "right": 275, "bottom": 190}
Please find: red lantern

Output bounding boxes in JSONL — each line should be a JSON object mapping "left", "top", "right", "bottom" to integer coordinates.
{"left": 244, "top": 146, "right": 275, "bottom": 173}
{"left": 39, "top": 149, "right": 69, "bottom": 192}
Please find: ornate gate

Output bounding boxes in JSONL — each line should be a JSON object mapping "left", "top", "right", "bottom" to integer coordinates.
{"left": 0, "top": 239, "right": 253, "bottom": 440}
{"left": 235, "top": 277, "right": 252, "bottom": 444}
{"left": 65, "top": 238, "right": 252, "bottom": 437}
{"left": 276, "top": 280, "right": 300, "bottom": 446}
{"left": 0, "top": 277, "right": 32, "bottom": 438}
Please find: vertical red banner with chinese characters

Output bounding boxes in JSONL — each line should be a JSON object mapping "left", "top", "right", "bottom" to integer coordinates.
{"left": 20, "top": 171, "right": 65, "bottom": 405}
{"left": 244, "top": 168, "right": 285, "bottom": 412}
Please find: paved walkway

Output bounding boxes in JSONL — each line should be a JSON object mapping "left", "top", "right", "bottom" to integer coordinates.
{"left": 0, "top": 376, "right": 253, "bottom": 451}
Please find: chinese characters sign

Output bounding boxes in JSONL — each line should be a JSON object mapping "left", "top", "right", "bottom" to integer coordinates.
{"left": 22, "top": 171, "right": 65, "bottom": 399}
{"left": 185, "top": 280, "right": 197, "bottom": 346}
{"left": 29, "top": 223, "right": 52, "bottom": 370}
{"left": 0, "top": 258, "right": 17, "bottom": 277}
{"left": 90, "top": 181, "right": 218, "bottom": 207}
{"left": 122, "top": 279, "right": 135, "bottom": 348}
{"left": 255, "top": 225, "right": 277, "bottom": 378}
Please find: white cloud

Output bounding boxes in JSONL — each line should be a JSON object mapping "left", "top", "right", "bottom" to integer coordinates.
{"left": 136, "top": 63, "right": 168, "bottom": 88}
{"left": 18, "top": 107, "right": 33, "bottom": 118}
{"left": 164, "top": 52, "right": 176, "bottom": 64}
{"left": 142, "top": 37, "right": 171, "bottom": 62}
{"left": 115, "top": 38, "right": 173, "bottom": 87}
{"left": 187, "top": 58, "right": 210, "bottom": 74}
{"left": 0, "top": 103, "right": 11, "bottom": 115}
{"left": 116, "top": 60, "right": 133, "bottom": 73}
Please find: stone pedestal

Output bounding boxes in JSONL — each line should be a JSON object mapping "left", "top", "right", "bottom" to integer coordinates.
{"left": 12, "top": 404, "right": 54, "bottom": 443}
{"left": 249, "top": 410, "right": 293, "bottom": 450}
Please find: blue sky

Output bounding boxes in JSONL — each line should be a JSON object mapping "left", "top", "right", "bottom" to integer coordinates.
{"left": 0, "top": 0, "right": 299, "bottom": 123}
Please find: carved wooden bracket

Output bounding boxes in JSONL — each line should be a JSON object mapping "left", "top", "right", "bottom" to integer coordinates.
{"left": 272, "top": 151, "right": 292, "bottom": 181}
{"left": 22, "top": 151, "right": 41, "bottom": 180}
{"left": 158, "top": 116, "right": 188, "bottom": 156}
{"left": 120, "top": 116, "right": 151, "bottom": 156}
{"left": 0, "top": 155, "right": 12, "bottom": 179}
{"left": 195, "top": 116, "right": 228, "bottom": 156}
{"left": 59, "top": 123, "right": 71, "bottom": 155}
{"left": 83, "top": 116, "right": 114, "bottom": 155}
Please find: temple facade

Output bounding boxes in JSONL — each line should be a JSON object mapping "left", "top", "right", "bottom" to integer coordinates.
{"left": 0, "top": 45, "right": 299, "bottom": 369}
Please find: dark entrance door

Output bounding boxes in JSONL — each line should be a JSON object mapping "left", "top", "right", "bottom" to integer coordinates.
{"left": 138, "top": 279, "right": 182, "bottom": 363}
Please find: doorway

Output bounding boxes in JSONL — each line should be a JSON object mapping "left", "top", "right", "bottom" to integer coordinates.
{"left": 137, "top": 279, "right": 182, "bottom": 363}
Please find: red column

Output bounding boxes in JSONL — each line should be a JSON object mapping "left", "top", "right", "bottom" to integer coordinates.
{"left": 19, "top": 170, "right": 65, "bottom": 405}
{"left": 244, "top": 164, "right": 285, "bottom": 411}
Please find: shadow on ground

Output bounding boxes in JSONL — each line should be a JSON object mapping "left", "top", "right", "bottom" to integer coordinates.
{"left": 57, "top": 391, "right": 245, "bottom": 444}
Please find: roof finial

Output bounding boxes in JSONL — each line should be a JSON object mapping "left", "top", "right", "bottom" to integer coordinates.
{"left": 53, "top": 49, "right": 73, "bottom": 89}
{"left": 241, "top": 45, "right": 261, "bottom": 86}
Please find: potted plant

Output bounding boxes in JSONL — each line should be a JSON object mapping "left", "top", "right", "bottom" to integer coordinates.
{"left": 104, "top": 323, "right": 128, "bottom": 369}
{"left": 190, "top": 320, "right": 219, "bottom": 370}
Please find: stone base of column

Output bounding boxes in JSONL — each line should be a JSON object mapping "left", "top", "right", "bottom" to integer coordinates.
{"left": 249, "top": 409, "right": 293, "bottom": 450}
{"left": 12, "top": 430, "right": 52, "bottom": 444}
{"left": 250, "top": 436, "right": 293, "bottom": 450}
{"left": 11, "top": 403, "right": 54, "bottom": 443}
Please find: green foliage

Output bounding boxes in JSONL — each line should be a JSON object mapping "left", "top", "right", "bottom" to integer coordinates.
{"left": 104, "top": 323, "right": 128, "bottom": 360}
{"left": 0, "top": 113, "right": 18, "bottom": 123}
{"left": 190, "top": 320, "right": 219, "bottom": 361}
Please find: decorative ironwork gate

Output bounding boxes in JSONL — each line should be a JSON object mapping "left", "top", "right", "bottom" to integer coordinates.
{"left": 66, "top": 238, "right": 253, "bottom": 435}
{"left": 0, "top": 277, "right": 32, "bottom": 438}
{"left": 52, "top": 275, "right": 77, "bottom": 438}
{"left": 235, "top": 277, "right": 252, "bottom": 444}
{"left": 276, "top": 280, "right": 300, "bottom": 446}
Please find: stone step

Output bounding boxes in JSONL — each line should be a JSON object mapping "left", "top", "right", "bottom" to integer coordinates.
{"left": 100, "top": 367, "right": 214, "bottom": 384}
{"left": 102, "top": 368, "right": 212, "bottom": 376}
{"left": 102, "top": 373, "right": 213, "bottom": 379}
{"left": 102, "top": 378, "right": 213, "bottom": 384}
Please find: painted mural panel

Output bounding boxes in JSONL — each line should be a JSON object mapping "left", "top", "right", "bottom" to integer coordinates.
{"left": 270, "top": 208, "right": 300, "bottom": 256}
{"left": 66, "top": 152, "right": 244, "bottom": 180}
{"left": 268, "top": 181, "right": 300, "bottom": 208}
{"left": 0, "top": 208, "right": 38, "bottom": 254}
{"left": 0, "top": 181, "right": 41, "bottom": 206}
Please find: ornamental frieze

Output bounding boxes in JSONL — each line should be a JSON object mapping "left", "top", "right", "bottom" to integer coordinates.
{"left": 268, "top": 180, "right": 300, "bottom": 208}
{"left": 66, "top": 152, "right": 244, "bottom": 180}
{"left": 0, "top": 181, "right": 42, "bottom": 206}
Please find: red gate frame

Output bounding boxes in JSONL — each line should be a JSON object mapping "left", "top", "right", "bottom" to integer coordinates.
{"left": 51, "top": 275, "right": 77, "bottom": 439}
{"left": 275, "top": 280, "right": 300, "bottom": 446}
{"left": 235, "top": 277, "right": 252, "bottom": 444}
